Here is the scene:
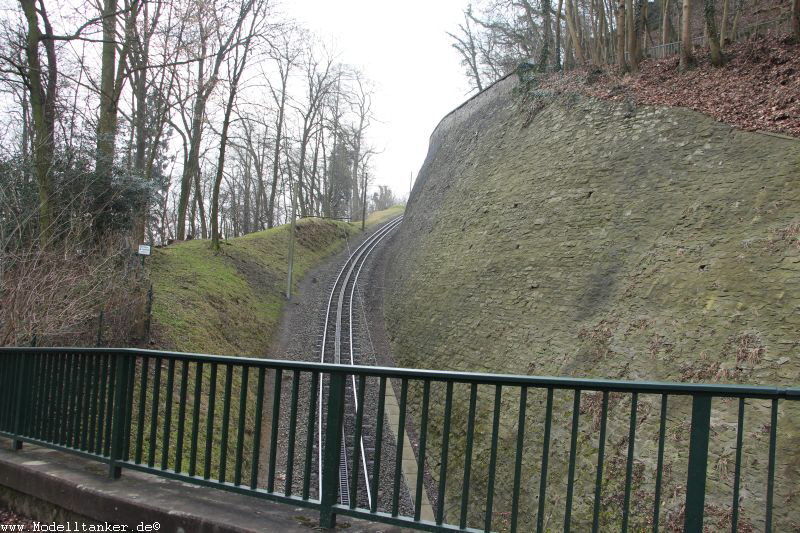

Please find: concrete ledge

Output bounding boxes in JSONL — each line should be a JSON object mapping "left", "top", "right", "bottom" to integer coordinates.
{"left": 0, "top": 438, "right": 407, "bottom": 532}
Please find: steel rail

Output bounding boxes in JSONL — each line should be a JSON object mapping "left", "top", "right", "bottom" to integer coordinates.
{"left": 316, "top": 217, "right": 403, "bottom": 506}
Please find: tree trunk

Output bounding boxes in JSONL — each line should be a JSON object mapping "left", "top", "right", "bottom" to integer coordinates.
{"left": 194, "top": 169, "right": 207, "bottom": 239}
{"left": 720, "top": 0, "right": 729, "bottom": 44}
{"left": 95, "top": 0, "right": 118, "bottom": 198}
{"left": 565, "top": 0, "right": 586, "bottom": 64}
{"left": 662, "top": 0, "right": 671, "bottom": 45}
{"left": 793, "top": 0, "right": 799, "bottom": 41}
{"left": 555, "top": 0, "right": 564, "bottom": 70}
{"left": 679, "top": 0, "right": 693, "bottom": 70}
{"left": 628, "top": 0, "right": 643, "bottom": 71}
{"left": 268, "top": 74, "right": 288, "bottom": 228}
{"left": 177, "top": 63, "right": 207, "bottom": 240}
{"left": 704, "top": 0, "right": 723, "bottom": 65}
{"left": 211, "top": 91, "right": 236, "bottom": 249}
{"left": 616, "top": 0, "right": 628, "bottom": 72}
{"left": 538, "top": 0, "right": 553, "bottom": 70}
{"left": 19, "top": 0, "right": 57, "bottom": 244}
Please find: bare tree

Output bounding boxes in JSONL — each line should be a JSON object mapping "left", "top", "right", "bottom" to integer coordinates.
{"left": 18, "top": 0, "right": 57, "bottom": 243}
{"left": 264, "top": 29, "right": 300, "bottom": 227}
{"left": 448, "top": 7, "right": 484, "bottom": 91}
{"left": 211, "top": 0, "right": 265, "bottom": 249}
{"left": 175, "top": 0, "right": 257, "bottom": 241}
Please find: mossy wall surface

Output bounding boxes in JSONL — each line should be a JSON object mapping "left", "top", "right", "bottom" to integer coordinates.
{"left": 385, "top": 76, "right": 800, "bottom": 531}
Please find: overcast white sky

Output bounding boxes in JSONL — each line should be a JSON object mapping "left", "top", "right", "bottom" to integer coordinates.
{"left": 282, "top": 0, "right": 473, "bottom": 200}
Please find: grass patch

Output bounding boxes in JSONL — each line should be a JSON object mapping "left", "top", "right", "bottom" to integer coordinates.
{"left": 149, "top": 207, "right": 403, "bottom": 357}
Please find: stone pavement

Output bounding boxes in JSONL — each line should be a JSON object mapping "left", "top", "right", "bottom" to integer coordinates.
{"left": 0, "top": 438, "right": 413, "bottom": 533}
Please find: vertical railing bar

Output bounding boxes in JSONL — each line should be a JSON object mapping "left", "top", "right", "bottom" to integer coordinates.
{"left": 84, "top": 353, "right": 98, "bottom": 451}
{"left": 536, "top": 387, "right": 554, "bottom": 533}
{"left": 160, "top": 358, "right": 176, "bottom": 470}
{"left": 250, "top": 367, "right": 266, "bottom": 490}
{"left": 122, "top": 355, "right": 136, "bottom": 461}
{"left": 28, "top": 354, "right": 42, "bottom": 440}
{"left": 391, "top": 378, "right": 409, "bottom": 518}
{"left": 350, "top": 374, "right": 367, "bottom": 509}
{"left": 108, "top": 353, "right": 130, "bottom": 479}
{"left": 21, "top": 353, "right": 34, "bottom": 440}
{"left": 55, "top": 353, "right": 68, "bottom": 445}
{"left": 68, "top": 352, "right": 81, "bottom": 446}
{"left": 285, "top": 371, "right": 301, "bottom": 496}
{"left": 683, "top": 394, "right": 711, "bottom": 532}
{"left": 53, "top": 352, "right": 66, "bottom": 445}
{"left": 437, "top": 381, "right": 455, "bottom": 526}
{"left": 414, "top": 380, "right": 432, "bottom": 521}
{"left": 79, "top": 353, "right": 93, "bottom": 451}
{"left": 42, "top": 353, "right": 53, "bottom": 442}
{"left": 22, "top": 353, "right": 34, "bottom": 439}
{"left": 37, "top": 353, "right": 48, "bottom": 439}
{"left": 134, "top": 357, "right": 150, "bottom": 464}
{"left": 189, "top": 361, "right": 204, "bottom": 477}
{"left": 267, "top": 368, "right": 283, "bottom": 493}
{"left": 459, "top": 383, "right": 478, "bottom": 530}
{"left": 218, "top": 364, "right": 234, "bottom": 483}
{"left": 1, "top": 354, "right": 10, "bottom": 429}
{"left": 73, "top": 353, "right": 87, "bottom": 449}
{"left": 0, "top": 354, "right": 6, "bottom": 429}
{"left": 3, "top": 354, "right": 13, "bottom": 430}
{"left": 174, "top": 360, "right": 190, "bottom": 473}
{"left": 60, "top": 351, "right": 73, "bottom": 446}
{"left": 0, "top": 354, "right": 7, "bottom": 431}
{"left": 103, "top": 354, "right": 117, "bottom": 456}
{"left": 11, "top": 352, "right": 27, "bottom": 448}
{"left": 302, "top": 371, "right": 319, "bottom": 500}
{"left": 233, "top": 366, "right": 249, "bottom": 486}
{"left": 369, "top": 376, "right": 387, "bottom": 513}
{"left": 33, "top": 354, "right": 46, "bottom": 441}
{"left": 484, "top": 384, "right": 503, "bottom": 533}
{"left": 730, "top": 398, "right": 745, "bottom": 533}
{"left": 765, "top": 399, "right": 778, "bottom": 533}
{"left": 147, "top": 358, "right": 162, "bottom": 467}
{"left": 592, "top": 391, "right": 609, "bottom": 533}
{"left": 87, "top": 354, "right": 101, "bottom": 453}
{"left": 652, "top": 394, "right": 668, "bottom": 533}
{"left": 74, "top": 352, "right": 88, "bottom": 448}
{"left": 95, "top": 355, "right": 109, "bottom": 454}
{"left": 67, "top": 353, "right": 80, "bottom": 447}
{"left": 622, "top": 392, "right": 639, "bottom": 533}
{"left": 564, "top": 389, "right": 582, "bottom": 532}
{"left": 319, "top": 372, "right": 346, "bottom": 529}
{"left": 203, "top": 363, "right": 218, "bottom": 480}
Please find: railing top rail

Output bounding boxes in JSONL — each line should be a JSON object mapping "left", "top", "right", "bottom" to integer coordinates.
{"left": 3, "top": 346, "right": 798, "bottom": 399}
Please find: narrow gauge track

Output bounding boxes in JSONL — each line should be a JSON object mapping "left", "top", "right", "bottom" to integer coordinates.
{"left": 317, "top": 216, "right": 403, "bottom": 509}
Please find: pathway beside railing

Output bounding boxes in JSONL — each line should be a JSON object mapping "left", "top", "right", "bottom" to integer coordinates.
{"left": 1, "top": 347, "right": 798, "bottom": 532}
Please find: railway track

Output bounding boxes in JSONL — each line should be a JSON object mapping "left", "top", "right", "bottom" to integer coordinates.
{"left": 317, "top": 216, "right": 403, "bottom": 509}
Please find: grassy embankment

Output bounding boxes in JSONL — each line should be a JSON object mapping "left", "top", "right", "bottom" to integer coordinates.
{"left": 150, "top": 205, "right": 404, "bottom": 355}
{"left": 128, "top": 206, "right": 403, "bottom": 482}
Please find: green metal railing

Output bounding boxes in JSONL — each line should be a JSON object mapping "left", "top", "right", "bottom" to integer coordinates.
{"left": 1, "top": 347, "right": 797, "bottom": 532}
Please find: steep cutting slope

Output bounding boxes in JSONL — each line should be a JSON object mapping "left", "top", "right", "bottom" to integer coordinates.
{"left": 385, "top": 76, "right": 799, "bottom": 530}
